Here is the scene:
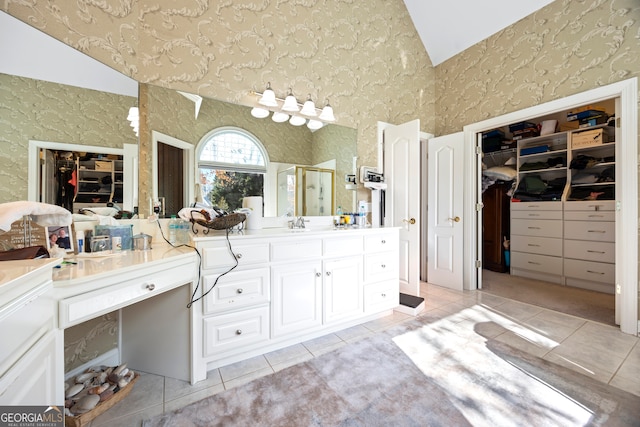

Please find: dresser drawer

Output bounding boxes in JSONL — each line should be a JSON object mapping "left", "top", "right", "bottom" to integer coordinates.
{"left": 511, "top": 218, "right": 562, "bottom": 238}
{"left": 271, "top": 238, "right": 322, "bottom": 262}
{"left": 203, "top": 268, "right": 270, "bottom": 315}
{"left": 564, "top": 259, "right": 614, "bottom": 284}
{"left": 564, "top": 201, "right": 615, "bottom": 212}
{"left": 201, "top": 242, "right": 269, "bottom": 270}
{"left": 563, "top": 211, "right": 615, "bottom": 222}
{"left": 511, "top": 210, "right": 562, "bottom": 220}
{"left": 364, "top": 252, "right": 398, "bottom": 282}
{"left": 564, "top": 221, "right": 614, "bottom": 242}
{"left": 59, "top": 261, "right": 193, "bottom": 328}
{"left": 564, "top": 240, "right": 615, "bottom": 263}
{"left": 511, "top": 201, "right": 562, "bottom": 211}
{"left": 203, "top": 306, "right": 269, "bottom": 357}
{"left": 364, "top": 281, "right": 399, "bottom": 313}
{"left": 511, "top": 252, "right": 563, "bottom": 275}
{"left": 510, "top": 236, "right": 562, "bottom": 257}
{"left": 323, "top": 236, "right": 363, "bottom": 257}
{"left": 364, "top": 232, "right": 399, "bottom": 253}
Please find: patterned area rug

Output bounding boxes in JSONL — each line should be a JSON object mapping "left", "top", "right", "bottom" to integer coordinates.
{"left": 144, "top": 309, "right": 639, "bottom": 427}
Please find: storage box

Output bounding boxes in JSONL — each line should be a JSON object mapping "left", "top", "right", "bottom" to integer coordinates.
{"left": 94, "top": 160, "right": 112, "bottom": 171}
{"left": 94, "top": 224, "right": 133, "bottom": 250}
{"left": 509, "top": 121, "right": 537, "bottom": 132}
{"left": 572, "top": 129, "right": 609, "bottom": 148}
{"left": 520, "top": 145, "right": 550, "bottom": 156}
{"left": 567, "top": 109, "right": 606, "bottom": 122}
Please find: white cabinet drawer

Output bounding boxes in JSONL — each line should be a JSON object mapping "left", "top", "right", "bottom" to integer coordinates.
{"left": 59, "top": 262, "right": 193, "bottom": 328}
{"left": 201, "top": 242, "right": 269, "bottom": 270}
{"left": 564, "top": 240, "right": 615, "bottom": 263}
{"left": 511, "top": 210, "right": 562, "bottom": 220}
{"left": 511, "top": 218, "right": 562, "bottom": 238}
{"left": 323, "top": 236, "right": 363, "bottom": 257}
{"left": 564, "top": 221, "right": 614, "bottom": 242}
{"left": 364, "top": 281, "right": 399, "bottom": 313}
{"left": 511, "top": 201, "right": 562, "bottom": 211}
{"left": 511, "top": 252, "right": 563, "bottom": 275}
{"left": 364, "top": 232, "right": 399, "bottom": 253}
{"left": 563, "top": 211, "right": 615, "bottom": 222}
{"left": 203, "top": 268, "right": 270, "bottom": 315}
{"left": 203, "top": 306, "right": 269, "bottom": 357}
{"left": 564, "top": 259, "right": 614, "bottom": 284}
{"left": 364, "top": 252, "right": 398, "bottom": 282}
{"left": 510, "top": 236, "right": 562, "bottom": 257}
{"left": 564, "top": 201, "right": 615, "bottom": 212}
{"left": 271, "top": 238, "right": 322, "bottom": 262}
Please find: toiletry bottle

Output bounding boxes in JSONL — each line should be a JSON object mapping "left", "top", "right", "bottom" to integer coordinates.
{"left": 168, "top": 215, "right": 178, "bottom": 245}
{"left": 77, "top": 230, "right": 84, "bottom": 253}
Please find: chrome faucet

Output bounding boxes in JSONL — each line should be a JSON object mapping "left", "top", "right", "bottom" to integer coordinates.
{"left": 295, "top": 216, "right": 306, "bottom": 228}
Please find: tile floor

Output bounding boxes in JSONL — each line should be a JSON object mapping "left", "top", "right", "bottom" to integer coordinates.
{"left": 90, "top": 282, "right": 640, "bottom": 426}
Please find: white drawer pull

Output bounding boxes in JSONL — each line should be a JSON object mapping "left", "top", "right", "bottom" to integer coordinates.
{"left": 235, "top": 253, "right": 243, "bottom": 259}
{"left": 381, "top": 264, "right": 386, "bottom": 268}
{"left": 237, "top": 288, "right": 243, "bottom": 294}
{"left": 588, "top": 215, "right": 604, "bottom": 218}
{"left": 528, "top": 214, "right": 540, "bottom": 217}
{"left": 527, "top": 244, "right": 540, "bottom": 247}
{"left": 146, "top": 284, "right": 156, "bottom": 291}
{"left": 381, "top": 293, "right": 386, "bottom": 297}
{"left": 527, "top": 227, "right": 540, "bottom": 230}
{"left": 381, "top": 240, "right": 386, "bottom": 244}
{"left": 588, "top": 230, "right": 606, "bottom": 233}
{"left": 587, "top": 250, "right": 605, "bottom": 254}
{"left": 236, "top": 329, "right": 243, "bottom": 335}
{"left": 528, "top": 205, "right": 540, "bottom": 208}
{"left": 527, "top": 261, "right": 541, "bottom": 265}
{"left": 587, "top": 270, "right": 605, "bottom": 275}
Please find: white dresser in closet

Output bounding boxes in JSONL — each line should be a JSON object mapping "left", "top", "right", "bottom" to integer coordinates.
{"left": 563, "top": 201, "right": 615, "bottom": 293}
{"left": 510, "top": 201, "right": 563, "bottom": 284}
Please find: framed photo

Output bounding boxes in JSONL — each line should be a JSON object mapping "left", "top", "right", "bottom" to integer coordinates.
{"left": 46, "top": 225, "right": 74, "bottom": 253}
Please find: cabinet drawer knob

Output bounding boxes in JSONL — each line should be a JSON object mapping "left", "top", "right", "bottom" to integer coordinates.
{"left": 236, "top": 329, "right": 242, "bottom": 335}
{"left": 381, "top": 293, "right": 386, "bottom": 297}
{"left": 587, "top": 270, "right": 605, "bottom": 275}
{"left": 316, "top": 272, "right": 321, "bottom": 277}
{"left": 588, "top": 230, "right": 606, "bottom": 233}
{"left": 381, "top": 264, "right": 386, "bottom": 268}
{"left": 237, "top": 288, "right": 243, "bottom": 294}
{"left": 527, "top": 261, "right": 541, "bottom": 265}
{"left": 235, "top": 253, "right": 243, "bottom": 259}
{"left": 381, "top": 240, "right": 386, "bottom": 244}
{"left": 527, "top": 227, "right": 540, "bottom": 230}
{"left": 326, "top": 271, "right": 331, "bottom": 276}
{"left": 587, "top": 250, "right": 605, "bottom": 254}
{"left": 146, "top": 284, "right": 156, "bottom": 291}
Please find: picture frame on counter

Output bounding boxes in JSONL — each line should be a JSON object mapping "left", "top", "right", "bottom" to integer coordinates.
{"left": 46, "top": 225, "right": 74, "bottom": 253}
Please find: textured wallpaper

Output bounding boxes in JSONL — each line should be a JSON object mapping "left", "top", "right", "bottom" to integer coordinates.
{"left": 435, "top": 0, "right": 640, "bottom": 135}
{"left": 0, "top": 73, "right": 137, "bottom": 203}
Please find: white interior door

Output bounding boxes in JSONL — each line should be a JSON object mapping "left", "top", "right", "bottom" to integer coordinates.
{"left": 383, "top": 119, "right": 420, "bottom": 296}
{"left": 427, "top": 132, "right": 464, "bottom": 290}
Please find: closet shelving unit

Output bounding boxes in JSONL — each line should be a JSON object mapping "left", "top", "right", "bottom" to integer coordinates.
{"left": 73, "top": 158, "right": 116, "bottom": 210}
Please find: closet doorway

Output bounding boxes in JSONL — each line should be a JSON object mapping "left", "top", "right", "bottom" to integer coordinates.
{"left": 463, "top": 78, "right": 637, "bottom": 336}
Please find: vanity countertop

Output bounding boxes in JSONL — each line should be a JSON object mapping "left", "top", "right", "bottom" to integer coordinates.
{"left": 0, "top": 258, "right": 61, "bottom": 307}
{"left": 52, "top": 244, "right": 196, "bottom": 288}
{"left": 191, "top": 225, "right": 398, "bottom": 241}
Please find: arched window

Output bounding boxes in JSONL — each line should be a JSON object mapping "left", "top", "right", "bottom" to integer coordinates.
{"left": 196, "top": 127, "right": 268, "bottom": 211}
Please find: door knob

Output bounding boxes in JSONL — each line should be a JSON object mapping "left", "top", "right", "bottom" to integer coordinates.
{"left": 402, "top": 218, "right": 416, "bottom": 224}
{"left": 448, "top": 216, "right": 460, "bottom": 222}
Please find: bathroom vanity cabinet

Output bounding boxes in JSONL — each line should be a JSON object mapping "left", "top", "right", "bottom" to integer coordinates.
{"left": 0, "top": 259, "right": 62, "bottom": 405}
{"left": 193, "top": 227, "right": 399, "bottom": 379}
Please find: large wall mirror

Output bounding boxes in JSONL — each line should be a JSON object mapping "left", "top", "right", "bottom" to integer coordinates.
{"left": 146, "top": 84, "right": 357, "bottom": 218}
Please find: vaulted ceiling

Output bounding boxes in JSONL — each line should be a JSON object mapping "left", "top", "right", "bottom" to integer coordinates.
{"left": 403, "top": 0, "right": 556, "bottom": 66}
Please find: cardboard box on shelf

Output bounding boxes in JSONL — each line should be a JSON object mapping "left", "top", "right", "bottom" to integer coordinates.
{"left": 572, "top": 128, "right": 609, "bottom": 148}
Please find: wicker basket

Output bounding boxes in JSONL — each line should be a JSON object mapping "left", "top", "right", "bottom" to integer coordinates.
{"left": 64, "top": 373, "right": 139, "bottom": 427}
{"left": 191, "top": 211, "right": 246, "bottom": 231}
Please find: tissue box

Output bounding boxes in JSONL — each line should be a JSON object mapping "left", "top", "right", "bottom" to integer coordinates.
{"left": 94, "top": 224, "right": 133, "bottom": 250}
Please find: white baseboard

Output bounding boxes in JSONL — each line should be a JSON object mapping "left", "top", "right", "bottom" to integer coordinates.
{"left": 64, "top": 348, "right": 120, "bottom": 381}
